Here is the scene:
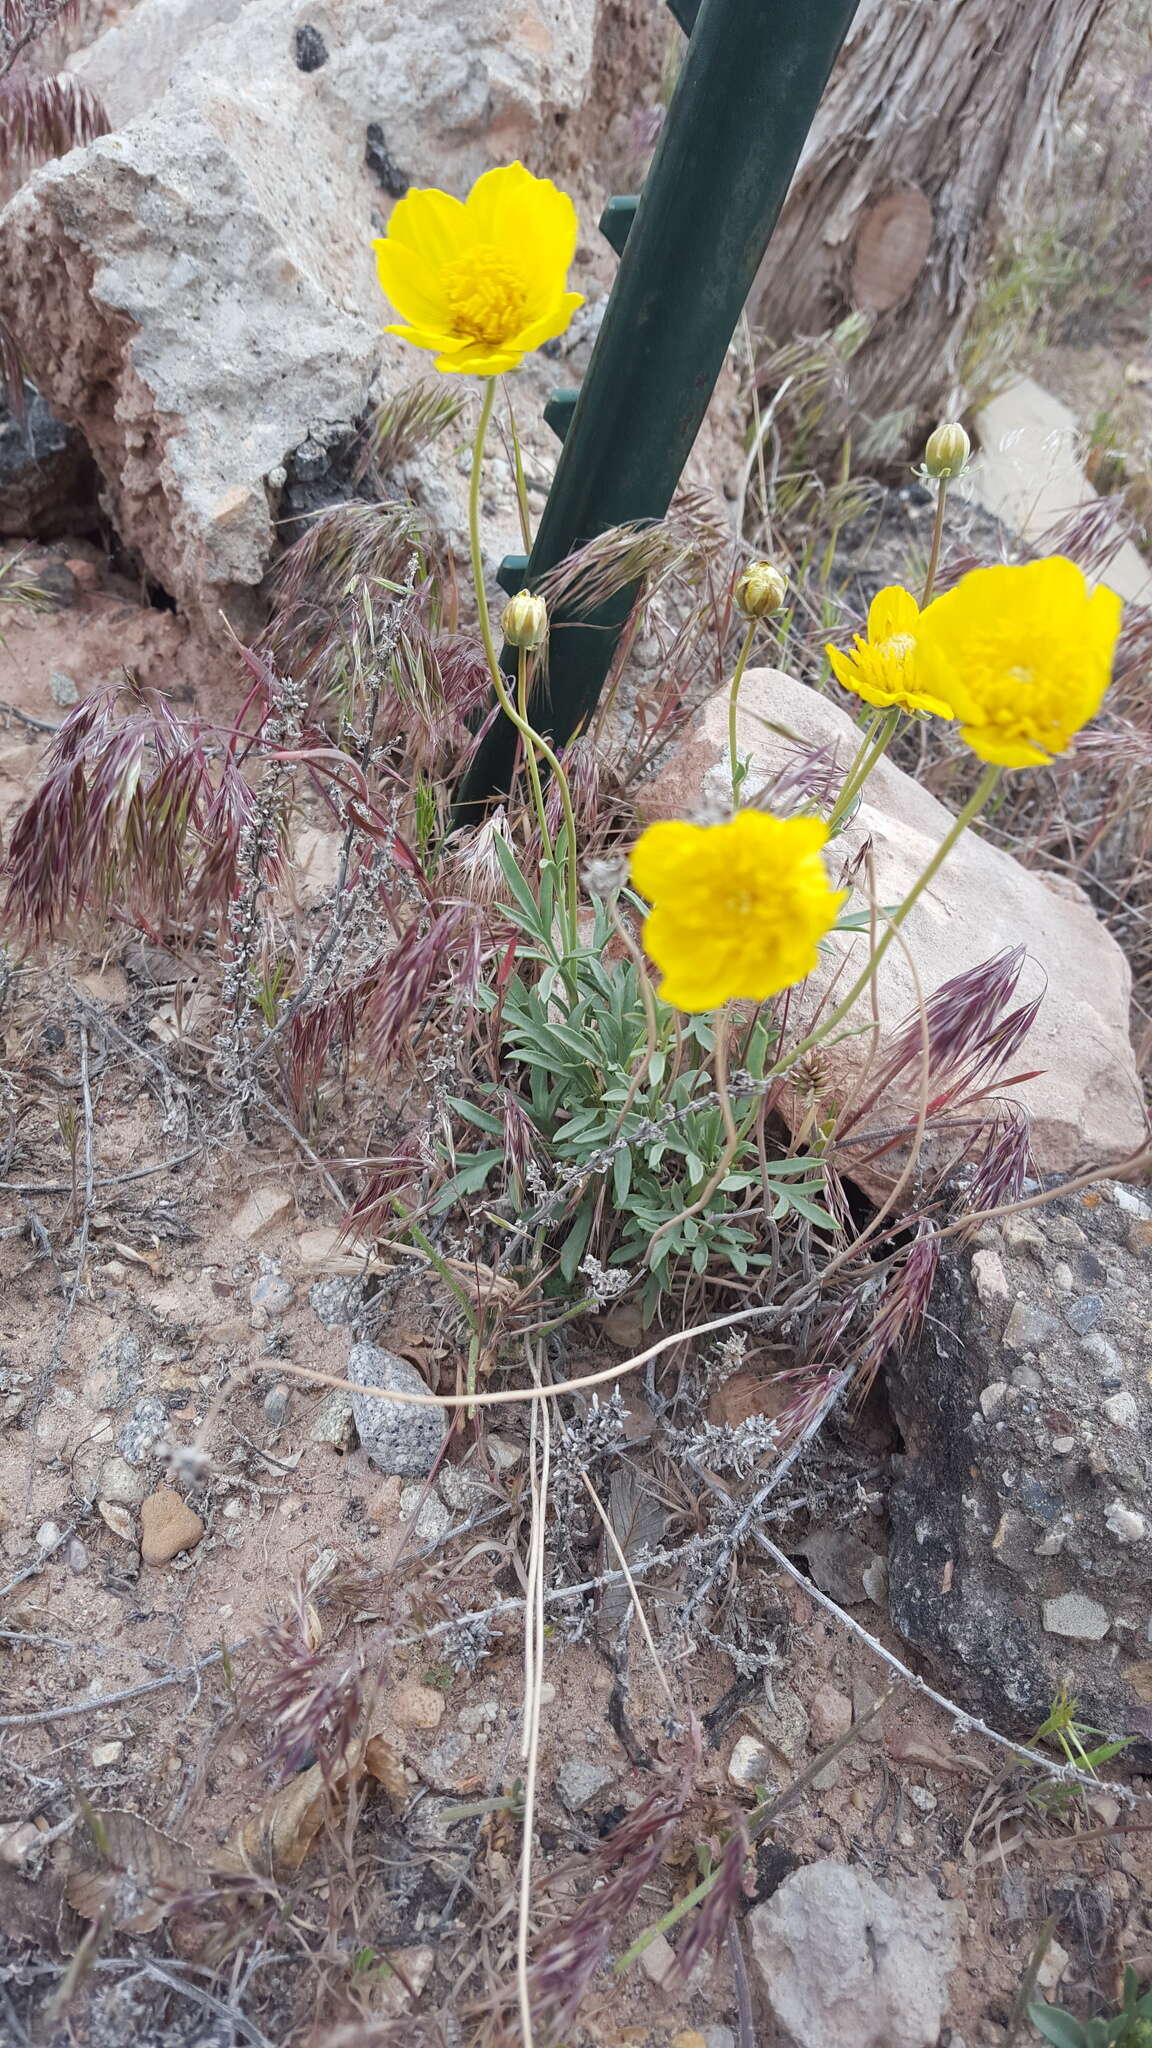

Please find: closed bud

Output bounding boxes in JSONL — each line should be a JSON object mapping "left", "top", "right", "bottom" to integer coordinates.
{"left": 501, "top": 590, "right": 548, "bottom": 650}
{"left": 733, "top": 560, "right": 788, "bottom": 619}
{"left": 923, "top": 421, "right": 971, "bottom": 482}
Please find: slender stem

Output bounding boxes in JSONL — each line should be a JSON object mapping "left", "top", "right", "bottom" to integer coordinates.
{"left": 517, "top": 646, "right": 554, "bottom": 866}
{"left": 467, "top": 377, "right": 579, "bottom": 946}
{"left": 922, "top": 477, "right": 949, "bottom": 607}
{"left": 649, "top": 1008, "right": 741, "bottom": 1253}
{"left": 504, "top": 378, "right": 534, "bottom": 555}
{"left": 714, "top": 1005, "right": 739, "bottom": 1154}
{"left": 827, "top": 705, "right": 900, "bottom": 830}
{"left": 772, "top": 762, "right": 1002, "bottom": 1086}
{"left": 727, "top": 619, "right": 759, "bottom": 807}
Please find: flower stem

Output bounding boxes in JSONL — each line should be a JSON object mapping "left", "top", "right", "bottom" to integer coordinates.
{"left": 772, "top": 761, "right": 1002, "bottom": 1086}
{"left": 468, "top": 377, "right": 580, "bottom": 947}
{"left": 922, "top": 477, "right": 949, "bottom": 607}
{"left": 727, "top": 619, "right": 759, "bottom": 808}
{"left": 504, "top": 377, "right": 534, "bottom": 555}
{"left": 827, "top": 705, "right": 900, "bottom": 831}
{"left": 517, "top": 646, "right": 554, "bottom": 866}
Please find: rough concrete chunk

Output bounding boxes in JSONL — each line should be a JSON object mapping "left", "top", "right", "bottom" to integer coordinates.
{"left": 347, "top": 1342, "right": 446, "bottom": 1477}
{"left": 747, "top": 1861, "right": 957, "bottom": 2048}
{"left": 887, "top": 1185, "right": 1152, "bottom": 1747}
{"left": 0, "top": 0, "right": 613, "bottom": 634}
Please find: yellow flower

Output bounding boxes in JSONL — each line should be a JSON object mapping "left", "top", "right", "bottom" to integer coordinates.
{"left": 915, "top": 556, "right": 1122, "bottom": 768}
{"left": 630, "top": 810, "right": 846, "bottom": 1014}
{"left": 826, "top": 586, "right": 953, "bottom": 718}
{"left": 373, "top": 161, "right": 584, "bottom": 376}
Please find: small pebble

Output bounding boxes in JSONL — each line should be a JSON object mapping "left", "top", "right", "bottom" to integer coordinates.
{"left": 1042, "top": 1592, "right": 1109, "bottom": 1641}
{"left": 808, "top": 1685, "right": 853, "bottom": 1747}
{"left": 1037, "top": 1939, "right": 1069, "bottom": 1992}
{"left": 1051, "top": 1435, "right": 1076, "bottom": 1455}
{"left": 263, "top": 1383, "right": 290, "bottom": 1428}
{"left": 1064, "top": 1294, "right": 1102, "bottom": 1334}
{"left": 388, "top": 1683, "right": 446, "bottom": 1730}
{"left": 1105, "top": 1501, "right": 1147, "bottom": 1544}
{"left": 639, "top": 1932, "right": 677, "bottom": 1986}
{"left": 67, "top": 1538, "right": 89, "bottom": 1573}
{"left": 908, "top": 1785, "right": 937, "bottom": 1814}
{"left": 971, "top": 1249, "right": 1009, "bottom": 1304}
{"left": 556, "top": 1759, "right": 617, "bottom": 1811}
{"left": 97, "top": 1500, "right": 136, "bottom": 1543}
{"left": 728, "top": 1734, "right": 774, "bottom": 1788}
{"left": 91, "top": 1740, "right": 123, "bottom": 1768}
{"left": 1103, "top": 1391, "right": 1139, "bottom": 1428}
{"left": 979, "top": 1381, "right": 1008, "bottom": 1419}
{"left": 139, "top": 1487, "right": 204, "bottom": 1566}
{"left": 36, "top": 1521, "right": 62, "bottom": 1551}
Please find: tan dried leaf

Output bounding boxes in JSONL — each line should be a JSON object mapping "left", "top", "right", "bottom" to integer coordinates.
{"left": 213, "top": 1764, "right": 330, "bottom": 1879}
{"left": 363, "top": 1733, "right": 408, "bottom": 1807}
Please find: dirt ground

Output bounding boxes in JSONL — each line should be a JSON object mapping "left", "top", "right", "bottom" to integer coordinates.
{"left": 1, "top": 548, "right": 1151, "bottom": 2047}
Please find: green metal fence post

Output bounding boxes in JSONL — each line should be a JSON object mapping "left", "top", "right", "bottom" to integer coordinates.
{"left": 454, "top": 0, "right": 859, "bottom": 818}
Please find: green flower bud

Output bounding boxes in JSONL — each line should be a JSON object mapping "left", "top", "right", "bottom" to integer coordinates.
{"left": 733, "top": 560, "right": 788, "bottom": 620}
{"left": 923, "top": 421, "right": 971, "bottom": 482}
{"left": 501, "top": 590, "right": 548, "bottom": 650}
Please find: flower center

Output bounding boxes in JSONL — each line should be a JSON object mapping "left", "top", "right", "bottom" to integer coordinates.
{"left": 882, "top": 633, "right": 916, "bottom": 661}
{"left": 443, "top": 247, "right": 528, "bottom": 344}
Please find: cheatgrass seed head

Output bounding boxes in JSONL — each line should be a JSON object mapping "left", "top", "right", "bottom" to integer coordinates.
{"left": 922, "top": 420, "right": 971, "bottom": 482}
{"left": 825, "top": 585, "right": 954, "bottom": 719}
{"left": 501, "top": 588, "right": 548, "bottom": 650}
{"left": 373, "top": 160, "right": 584, "bottom": 376}
{"left": 915, "top": 555, "right": 1123, "bottom": 768}
{"left": 734, "top": 559, "right": 788, "bottom": 620}
{"left": 629, "top": 808, "right": 847, "bottom": 1014}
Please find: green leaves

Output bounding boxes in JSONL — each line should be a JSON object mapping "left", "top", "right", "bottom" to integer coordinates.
{"left": 434, "top": 834, "right": 837, "bottom": 1320}
{"left": 1030, "top": 1971, "right": 1152, "bottom": 2048}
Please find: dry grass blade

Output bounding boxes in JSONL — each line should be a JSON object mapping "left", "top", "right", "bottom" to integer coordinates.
{"left": 536, "top": 517, "right": 693, "bottom": 620}
{"left": 358, "top": 377, "right": 468, "bottom": 479}
{"left": 0, "top": 64, "right": 107, "bottom": 162}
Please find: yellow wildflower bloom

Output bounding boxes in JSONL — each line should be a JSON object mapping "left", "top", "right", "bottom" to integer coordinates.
{"left": 826, "top": 585, "right": 953, "bottom": 718}
{"left": 630, "top": 810, "right": 846, "bottom": 1014}
{"left": 373, "top": 160, "right": 584, "bottom": 376}
{"left": 915, "top": 557, "right": 1122, "bottom": 768}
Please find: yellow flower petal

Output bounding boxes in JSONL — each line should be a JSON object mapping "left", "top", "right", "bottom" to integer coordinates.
{"left": 630, "top": 810, "right": 846, "bottom": 1014}
{"left": 867, "top": 585, "right": 919, "bottom": 641}
{"left": 372, "top": 160, "right": 582, "bottom": 376}
{"left": 826, "top": 585, "right": 946, "bottom": 720}
{"left": 384, "top": 185, "right": 472, "bottom": 266}
{"left": 915, "top": 557, "right": 1122, "bottom": 769}
{"left": 373, "top": 238, "right": 455, "bottom": 331}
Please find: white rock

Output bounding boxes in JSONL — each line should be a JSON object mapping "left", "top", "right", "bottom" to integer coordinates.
{"left": 747, "top": 1861, "right": 958, "bottom": 2048}
{"left": 962, "top": 379, "right": 1152, "bottom": 607}
{"left": 1105, "top": 1501, "right": 1147, "bottom": 1544}
{"left": 1036, "top": 1937, "right": 1070, "bottom": 1993}
{"left": 230, "top": 1186, "right": 295, "bottom": 1241}
{"left": 1042, "top": 1592, "right": 1110, "bottom": 1641}
{"left": 728, "top": 1734, "right": 774, "bottom": 1787}
{"left": 91, "top": 1740, "right": 124, "bottom": 1767}
{"left": 4, "top": 0, "right": 615, "bottom": 632}
{"left": 971, "top": 1249, "right": 1009, "bottom": 1305}
{"left": 1103, "top": 1392, "right": 1139, "bottom": 1429}
{"left": 640, "top": 671, "right": 1146, "bottom": 1196}
{"left": 979, "top": 1382, "right": 1008, "bottom": 1419}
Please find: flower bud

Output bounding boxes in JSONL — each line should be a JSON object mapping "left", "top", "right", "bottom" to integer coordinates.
{"left": 733, "top": 560, "right": 788, "bottom": 620}
{"left": 501, "top": 590, "right": 548, "bottom": 650}
{"left": 923, "top": 421, "right": 971, "bottom": 482}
